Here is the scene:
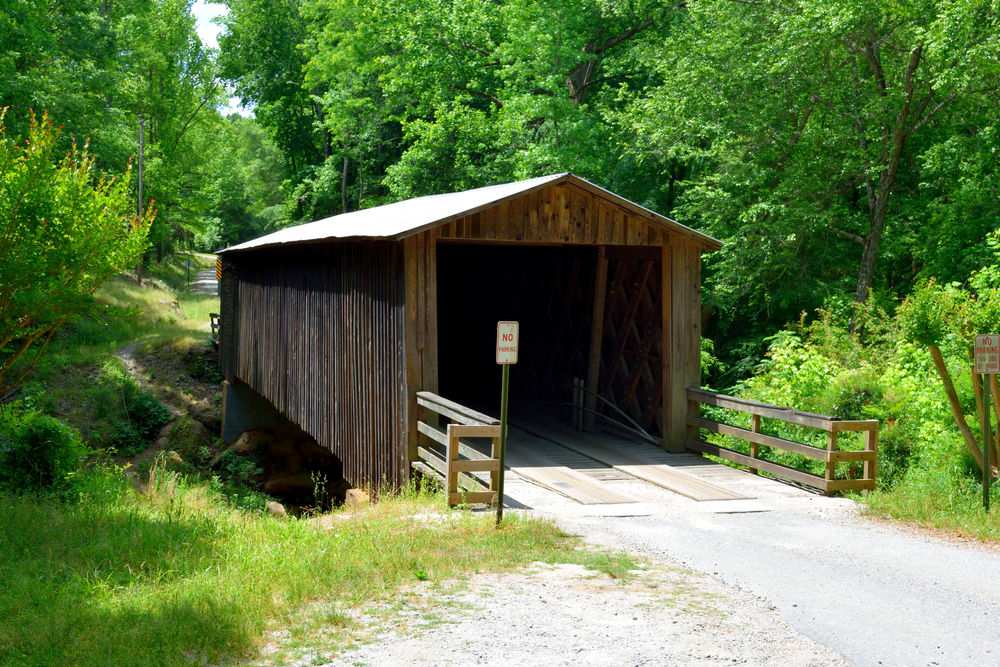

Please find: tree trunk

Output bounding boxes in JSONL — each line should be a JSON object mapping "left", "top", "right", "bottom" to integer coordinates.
{"left": 853, "top": 44, "right": 922, "bottom": 304}
{"left": 314, "top": 100, "right": 331, "bottom": 160}
{"left": 929, "top": 345, "right": 985, "bottom": 470}
{"left": 341, "top": 156, "right": 349, "bottom": 214}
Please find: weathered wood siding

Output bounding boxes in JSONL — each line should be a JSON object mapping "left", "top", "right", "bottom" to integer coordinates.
{"left": 434, "top": 183, "right": 675, "bottom": 246}
{"left": 219, "top": 241, "right": 407, "bottom": 487}
{"left": 405, "top": 182, "right": 705, "bottom": 453}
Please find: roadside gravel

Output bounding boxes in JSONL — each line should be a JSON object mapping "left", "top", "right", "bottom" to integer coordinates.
{"left": 279, "top": 558, "right": 850, "bottom": 667}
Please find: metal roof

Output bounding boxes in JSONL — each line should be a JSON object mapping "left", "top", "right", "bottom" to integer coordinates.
{"left": 218, "top": 173, "right": 722, "bottom": 254}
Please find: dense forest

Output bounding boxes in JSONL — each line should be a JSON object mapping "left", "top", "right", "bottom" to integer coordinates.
{"left": 5, "top": 0, "right": 1000, "bottom": 495}
{"left": 5, "top": 0, "right": 998, "bottom": 382}
{"left": 3, "top": 3, "right": 1000, "bottom": 662}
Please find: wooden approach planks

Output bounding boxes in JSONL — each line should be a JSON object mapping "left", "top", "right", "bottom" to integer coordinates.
{"left": 514, "top": 415, "right": 748, "bottom": 502}
{"left": 502, "top": 426, "right": 637, "bottom": 505}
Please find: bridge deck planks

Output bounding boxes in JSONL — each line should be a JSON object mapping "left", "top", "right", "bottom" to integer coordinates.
{"left": 511, "top": 413, "right": 749, "bottom": 501}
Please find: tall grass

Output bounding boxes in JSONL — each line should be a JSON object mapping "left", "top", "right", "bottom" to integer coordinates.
{"left": 0, "top": 467, "right": 621, "bottom": 667}
{"left": 863, "top": 466, "right": 1000, "bottom": 542}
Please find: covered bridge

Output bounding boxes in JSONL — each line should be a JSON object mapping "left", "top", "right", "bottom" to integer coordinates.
{"left": 217, "top": 173, "right": 723, "bottom": 489}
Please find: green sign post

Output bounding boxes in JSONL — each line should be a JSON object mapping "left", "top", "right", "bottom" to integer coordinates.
{"left": 975, "top": 334, "right": 998, "bottom": 511}
{"left": 495, "top": 321, "right": 518, "bottom": 525}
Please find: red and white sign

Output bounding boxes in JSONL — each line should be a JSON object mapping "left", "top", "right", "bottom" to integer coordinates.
{"left": 496, "top": 321, "right": 519, "bottom": 364}
{"left": 976, "top": 334, "right": 1000, "bottom": 374}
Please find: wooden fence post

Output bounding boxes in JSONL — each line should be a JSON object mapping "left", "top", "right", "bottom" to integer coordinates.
{"left": 825, "top": 430, "right": 838, "bottom": 496}
{"left": 864, "top": 426, "right": 878, "bottom": 488}
{"left": 750, "top": 414, "right": 761, "bottom": 475}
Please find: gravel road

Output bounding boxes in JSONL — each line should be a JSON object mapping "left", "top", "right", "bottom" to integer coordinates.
{"left": 268, "top": 454, "right": 1000, "bottom": 666}
{"left": 307, "top": 562, "right": 852, "bottom": 667}
{"left": 503, "top": 469, "right": 1000, "bottom": 667}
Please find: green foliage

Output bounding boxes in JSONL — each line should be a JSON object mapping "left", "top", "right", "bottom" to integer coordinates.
{"left": 96, "top": 359, "right": 171, "bottom": 457}
{"left": 710, "top": 304, "right": 953, "bottom": 491}
{"left": 0, "top": 111, "right": 153, "bottom": 389}
{"left": 216, "top": 449, "right": 264, "bottom": 486}
{"left": 897, "top": 280, "right": 960, "bottom": 348}
{"left": 0, "top": 476, "right": 601, "bottom": 666}
{"left": 0, "top": 406, "right": 88, "bottom": 493}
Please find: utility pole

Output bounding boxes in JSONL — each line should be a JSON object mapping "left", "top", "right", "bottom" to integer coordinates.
{"left": 137, "top": 114, "right": 144, "bottom": 286}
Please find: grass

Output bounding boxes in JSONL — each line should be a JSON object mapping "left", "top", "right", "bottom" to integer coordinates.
{"left": 0, "top": 467, "right": 629, "bottom": 667}
{"left": 862, "top": 466, "right": 1000, "bottom": 543}
{"left": 12, "top": 253, "right": 220, "bottom": 448}
{"left": 0, "top": 252, "right": 644, "bottom": 665}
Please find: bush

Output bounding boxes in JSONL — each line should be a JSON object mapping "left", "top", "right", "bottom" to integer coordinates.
{"left": 0, "top": 406, "right": 88, "bottom": 493}
{"left": 96, "top": 358, "right": 171, "bottom": 456}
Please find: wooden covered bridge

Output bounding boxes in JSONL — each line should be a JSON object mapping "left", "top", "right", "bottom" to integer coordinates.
{"left": 217, "top": 173, "right": 878, "bottom": 496}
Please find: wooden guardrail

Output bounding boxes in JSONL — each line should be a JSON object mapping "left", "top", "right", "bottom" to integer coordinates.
{"left": 413, "top": 391, "right": 501, "bottom": 506}
{"left": 685, "top": 388, "right": 879, "bottom": 495}
{"left": 210, "top": 312, "right": 220, "bottom": 347}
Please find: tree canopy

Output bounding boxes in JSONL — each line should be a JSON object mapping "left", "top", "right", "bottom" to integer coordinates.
{"left": 0, "top": 111, "right": 152, "bottom": 391}
{"left": 3, "top": 0, "right": 999, "bottom": 385}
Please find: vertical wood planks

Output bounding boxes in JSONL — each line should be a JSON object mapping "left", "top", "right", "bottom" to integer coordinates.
{"left": 510, "top": 195, "right": 524, "bottom": 241}
{"left": 404, "top": 235, "right": 422, "bottom": 468}
{"left": 226, "top": 241, "right": 406, "bottom": 489}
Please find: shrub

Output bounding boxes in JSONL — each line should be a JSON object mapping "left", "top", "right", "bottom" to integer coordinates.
{"left": 128, "top": 391, "right": 171, "bottom": 441}
{"left": 96, "top": 358, "right": 171, "bottom": 456}
{"left": 0, "top": 406, "right": 88, "bottom": 492}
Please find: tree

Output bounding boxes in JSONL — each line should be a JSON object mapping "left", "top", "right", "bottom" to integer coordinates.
{"left": 625, "top": 0, "right": 1000, "bottom": 311}
{"left": 291, "top": 0, "right": 677, "bottom": 215}
{"left": 0, "top": 111, "right": 152, "bottom": 393}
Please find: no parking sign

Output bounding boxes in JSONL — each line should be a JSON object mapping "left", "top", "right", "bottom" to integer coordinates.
{"left": 974, "top": 334, "right": 998, "bottom": 511}
{"left": 496, "top": 321, "right": 519, "bottom": 364}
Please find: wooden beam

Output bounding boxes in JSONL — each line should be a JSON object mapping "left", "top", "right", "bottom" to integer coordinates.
{"left": 686, "top": 438, "right": 827, "bottom": 491}
{"left": 403, "top": 236, "right": 422, "bottom": 470}
{"left": 449, "top": 491, "right": 497, "bottom": 505}
{"left": 585, "top": 251, "right": 609, "bottom": 430}
{"left": 687, "top": 415, "right": 831, "bottom": 461}
{"left": 603, "top": 246, "right": 663, "bottom": 261}
{"left": 417, "top": 421, "right": 493, "bottom": 460}
{"left": 425, "top": 232, "right": 439, "bottom": 396}
{"left": 662, "top": 243, "right": 675, "bottom": 451}
{"left": 688, "top": 388, "right": 837, "bottom": 430}
{"left": 416, "top": 392, "right": 500, "bottom": 425}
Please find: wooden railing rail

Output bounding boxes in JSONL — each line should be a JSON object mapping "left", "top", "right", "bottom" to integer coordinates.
{"left": 414, "top": 391, "right": 501, "bottom": 506}
{"left": 686, "top": 388, "right": 879, "bottom": 495}
{"left": 210, "top": 312, "right": 220, "bottom": 347}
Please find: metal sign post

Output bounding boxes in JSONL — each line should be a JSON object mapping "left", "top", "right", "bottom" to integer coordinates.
{"left": 495, "top": 321, "right": 518, "bottom": 525}
{"left": 185, "top": 260, "right": 193, "bottom": 285}
{"left": 974, "top": 334, "right": 998, "bottom": 510}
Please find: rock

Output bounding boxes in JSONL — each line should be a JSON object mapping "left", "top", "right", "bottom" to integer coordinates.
{"left": 166, "top": 415, "right": 214, "bottom": 454}
{"left": 330, "top": 478, "right": 352, "bottom": 503}
{"left": 266, "top": 501, "right": 287, "bottom": 517}
{"left": 165, "top": 451, "right": 184, "bottom": 467}
{"left": 216, "top": 427, "right": 346, "bottom": 509}
{"left": 186, "top": 402, "right": 221, "bottom": 432}
{"left": 345, "top": 488, "right": 369, "bottom": 509}
{"left": 232, "top": 428, "right": 273, "bottom": 454}
{"left": 151, "top": 420, "right": 175, "bottom": 451}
